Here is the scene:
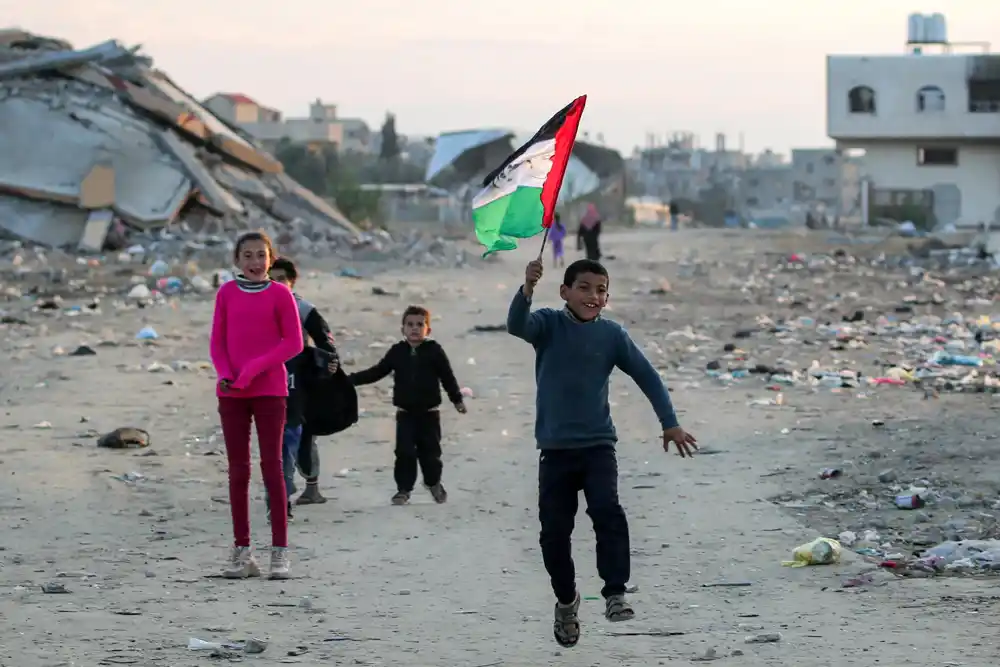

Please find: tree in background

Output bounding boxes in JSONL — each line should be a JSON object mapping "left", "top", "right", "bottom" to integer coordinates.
{"left": 379, "top": 112, "right": 400, "bottom": 162}
{"left": 274, "top": 138, "right": 381, "bottom": 225}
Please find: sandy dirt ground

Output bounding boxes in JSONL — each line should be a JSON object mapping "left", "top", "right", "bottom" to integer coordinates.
{"left": 1, "top": 228, "right": 998, "bottom": 666}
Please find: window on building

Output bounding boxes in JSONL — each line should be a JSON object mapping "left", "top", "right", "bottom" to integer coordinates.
{"left": 916, "top": 85, "right": 946, "bottom": 112}
{"left": 823, "top": 178, "right": 837, "bottom": 188}
{"left": 848, "top": 86, "right": 876, "bottom": 114}
{"left": 746, "top": 197, "right": 760, "bottom": 207}
{"left": 805, "top": 163, "right": 814, "bottom": 175}
{"left": 917, "top": 147, "right": 958, "bottom": 166}
{"left": 823, "top": 155, "right": 836, "bottom": 166}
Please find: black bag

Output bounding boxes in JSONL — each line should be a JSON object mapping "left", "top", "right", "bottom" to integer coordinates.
{"left": 301, "top": 348, "right": 359, "bottom": 436}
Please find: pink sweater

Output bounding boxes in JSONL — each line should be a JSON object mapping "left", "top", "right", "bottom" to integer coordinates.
{"left": 209, "top": 280, "right": 304, "bottom": 398}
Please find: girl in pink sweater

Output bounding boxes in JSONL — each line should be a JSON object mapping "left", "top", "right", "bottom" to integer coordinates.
{"left": 210, "top": 231, "right": 304, "bottom": 579}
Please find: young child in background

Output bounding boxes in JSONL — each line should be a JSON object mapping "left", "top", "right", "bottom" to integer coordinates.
{"left": 267, "top": 257, "right": 339, "bottom": 508}
{"left": 349, "top": 306, "right": 466, "bottom": 505}
{"left": 550, "top": 213, "right": 567, "bottom": 267}
{"left": 210, "top": 232, "right": 304, "bottom": 580}
{"left": 506, "top": 258, "right": 698, "bottom": 648}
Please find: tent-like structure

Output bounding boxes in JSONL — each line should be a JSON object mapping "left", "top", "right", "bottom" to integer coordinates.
{"left": 426, "top": 129, "right": 626, "bottom": 219}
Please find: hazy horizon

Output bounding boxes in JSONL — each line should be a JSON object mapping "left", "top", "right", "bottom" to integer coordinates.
{"left": 11, "top": 1, "right": 1000, "bottom": 156}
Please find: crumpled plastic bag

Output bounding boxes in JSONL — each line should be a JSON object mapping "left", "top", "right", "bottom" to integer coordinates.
{"left": 782, "top": 537, "right": 842, "bottom": 567}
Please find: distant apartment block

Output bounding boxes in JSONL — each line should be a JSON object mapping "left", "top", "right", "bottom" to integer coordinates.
{"left": 827, "top": 13, "right": 1000, "bottom": 226}
{"left": 203, "top": 94, "right": 373, "bottom": 154}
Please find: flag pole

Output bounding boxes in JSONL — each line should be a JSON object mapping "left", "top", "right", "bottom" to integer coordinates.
{"left": 537, "top": 226, "right": 550, "bottom": 261}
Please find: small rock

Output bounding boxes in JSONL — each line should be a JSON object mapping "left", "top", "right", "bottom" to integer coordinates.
{"left": 877, "top": 469, "right": 897, "bottom": 483}
{"left": 41, "top": 582, "right": 69, "bottom": 594}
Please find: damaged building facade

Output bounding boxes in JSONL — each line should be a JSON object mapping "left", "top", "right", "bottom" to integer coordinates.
{"left": 0, "top": 29, "right": 361, "bottom": 252}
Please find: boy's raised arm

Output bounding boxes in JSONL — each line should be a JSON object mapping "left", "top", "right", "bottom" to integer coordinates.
{"left": 506, "top": 260, "right": 548, "bottom": 344}
{"left": 614, "top": 327, "right": 680, "bottom": 430}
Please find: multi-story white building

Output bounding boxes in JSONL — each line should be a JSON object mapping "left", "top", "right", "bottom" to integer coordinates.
{"left": 826, "top": 13, "right": 1000, "bottom": 227}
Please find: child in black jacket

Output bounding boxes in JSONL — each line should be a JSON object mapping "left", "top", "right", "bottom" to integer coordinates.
{"left": 350, "top": 305, "right": 466, "bottom": 505}
{"left": 269, "top": 257, "right": 339, "bottom": 507}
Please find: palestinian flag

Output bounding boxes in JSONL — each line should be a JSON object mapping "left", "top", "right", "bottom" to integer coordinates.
{"left": 472, "top": 95, "right": 587, "bottom": 256}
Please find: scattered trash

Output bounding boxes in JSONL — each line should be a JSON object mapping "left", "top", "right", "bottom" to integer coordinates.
{"left": 701, "top": 581, "right": 752, "bottom": 588}
{"left": 135, "top": 326, "right": 158, "bottom": 340}
{"left": 894, "top": 493, "right": 925, "bottom": 510}
{"left": 744, "top": 633, "right": 782, "bottom": 644}
{"left": 782, "top": 537, "right": 842, "bottom": 567}
{"left": 97, "top": 427, "right": 151, "bottom": 449}
{"left": 187, "top": 637, "right": 267, "bottom": 655}
{"left": 41, "top": 582, "right": 70, "bottom": 594}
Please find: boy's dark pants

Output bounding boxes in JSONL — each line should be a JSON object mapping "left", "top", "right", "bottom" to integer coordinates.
{"left": 296, "top": 425, "right": 319, "bottom": 482}
{"left": 538, "top": 444, "right": 630, "bottom": 604}
{"left": 395, "top": 410, "right": 442, "bottom": 492}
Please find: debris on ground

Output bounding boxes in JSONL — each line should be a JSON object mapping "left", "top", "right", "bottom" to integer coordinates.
{"left": 0, "top": 28, "right": 475, "bottom": 298}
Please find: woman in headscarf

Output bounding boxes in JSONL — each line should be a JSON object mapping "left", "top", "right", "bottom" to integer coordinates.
{"left": 576, "top": 203, "right": 602, "bottom": 261}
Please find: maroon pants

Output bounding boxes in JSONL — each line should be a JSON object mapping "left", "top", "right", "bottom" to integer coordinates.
{"left": 218, "top": 396, "right": 288, "bottom": 548}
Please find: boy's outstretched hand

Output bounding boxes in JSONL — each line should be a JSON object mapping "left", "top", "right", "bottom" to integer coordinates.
{"left": 454, "top": 401, "right": 468, "bottom": 414}
{"left": 523, "top": 260, "right": 543, "bottom": 298}
{"left": 663, "top": 426, "right": 698, "bottom": 457}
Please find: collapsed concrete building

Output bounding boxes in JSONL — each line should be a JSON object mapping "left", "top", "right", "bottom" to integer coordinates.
{"left": 0, "top": 29, "right": 362, "bottom": 252}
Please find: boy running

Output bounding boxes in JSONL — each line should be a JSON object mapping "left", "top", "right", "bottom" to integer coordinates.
{"left": 349, "top": 306, "right": 466, "bottom": 505}
{"left": 506, "top": 258, "right": 698, "bottom": 648}
{"left": 268, "top": 257, "right": 339, "bottom": 507}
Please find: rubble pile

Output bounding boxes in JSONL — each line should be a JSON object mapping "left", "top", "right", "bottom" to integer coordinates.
{"left": 647, "top": 242, "right": 1000, "bottom": 583}
{"left": 676, "top": 248, "right": 1000, "bottom": 395}
{"left": 0, "top": 29, "right": 363, "bottom": 250}
{"left": 0, "top": 29, "right": 476, "bottom": 308}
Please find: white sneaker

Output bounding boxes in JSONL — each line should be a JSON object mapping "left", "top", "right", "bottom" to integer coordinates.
{"left": 223, "top": 546, "right": 261, "bottom": 579}
{"left": 269, "top": 547, "right": 291, "bottom": 580}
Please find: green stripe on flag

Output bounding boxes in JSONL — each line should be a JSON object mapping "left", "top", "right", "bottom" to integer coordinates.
{"left": 472, "top": 186, "right": 546, "bottom": 256}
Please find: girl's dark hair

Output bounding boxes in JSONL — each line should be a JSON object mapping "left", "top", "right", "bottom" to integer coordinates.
{"left": 233, "top": 231, "right": 276, "bottom": 264}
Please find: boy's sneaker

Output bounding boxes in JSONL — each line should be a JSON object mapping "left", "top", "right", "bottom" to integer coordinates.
{"left": 553, "top": 592, "right": 581, "bottom": 647}
{"left": 223, "top": 546, "right": 261, "bottom": 579}
{"left": 604, "top": 594, "right": 635, "bottom": 622}
{"left": 391, "top": 491, "right": 410, "bottom": 505}
{"left": 269, "top": 547, "right": 291, "bottom": 580}
{"left": 427, "top": 483, "right": 448, "bottom": 504}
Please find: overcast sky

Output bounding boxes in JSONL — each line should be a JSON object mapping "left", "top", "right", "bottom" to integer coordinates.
{"left": 10, "top": 1, "right": 1000, "bottom": 154}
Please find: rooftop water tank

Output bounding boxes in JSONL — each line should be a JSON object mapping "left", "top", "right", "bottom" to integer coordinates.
{"left": 925, "top": 13, "right": 948, "bottom": 44}
{"left": 907, "top": 13, "right": 926, "bottom": 44}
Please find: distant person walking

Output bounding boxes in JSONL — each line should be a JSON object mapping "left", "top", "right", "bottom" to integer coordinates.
{"left": 550, "top": 213, "right": 568, "bottom": 267}
{"left": 668, "top": 200, "right": 680, "bottom": 231}
{"left": 577, "top": 203, "right": 602, "bottom": 261}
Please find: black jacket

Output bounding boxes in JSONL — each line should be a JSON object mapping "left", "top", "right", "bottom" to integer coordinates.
{"left": 301, "top": 347, "right": 358, "bottom": 436}
{"left": 349, "top": 339, "right": 463, "bottom": 412}
{"left": 286, "top": 296, "right": 338, "bottom": 428}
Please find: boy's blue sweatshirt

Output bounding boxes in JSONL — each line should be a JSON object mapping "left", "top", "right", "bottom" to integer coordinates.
{"left": 506, "top": 287, "right": 679, "bottom": 450}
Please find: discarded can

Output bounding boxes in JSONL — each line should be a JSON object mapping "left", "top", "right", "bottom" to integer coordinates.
{"left": 745, "top": 633, "right": 782, "bottom": 644}
{"left": 820, "top": 468, "right": 842, "bottom": 480}
{"left": 894, "top": 494, "right": 924, "bottom": 509}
